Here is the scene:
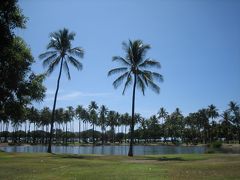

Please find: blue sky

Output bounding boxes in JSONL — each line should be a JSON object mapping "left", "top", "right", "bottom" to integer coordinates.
{"left": 17, "top": 0, "right": 240, "bottom": 118}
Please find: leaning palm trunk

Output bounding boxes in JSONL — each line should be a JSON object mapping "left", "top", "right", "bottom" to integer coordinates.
{"left": 47, "top": 57, "right": 64, "bottom": 153}
{"left": 128, "top": 74, "right": 137, "bottom": 157}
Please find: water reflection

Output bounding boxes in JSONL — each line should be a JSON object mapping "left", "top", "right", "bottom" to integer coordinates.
{"left": 0, "top": 145, "right": 207, "bottom": 155}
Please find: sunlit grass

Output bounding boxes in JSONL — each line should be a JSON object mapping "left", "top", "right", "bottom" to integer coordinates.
{"left": 0, "top": 152, "right": 239, "bottom": 179}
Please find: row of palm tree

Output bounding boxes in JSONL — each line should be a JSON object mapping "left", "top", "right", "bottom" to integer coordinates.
{"left": 1, "top": 101, "right": 239, "bottom": 146}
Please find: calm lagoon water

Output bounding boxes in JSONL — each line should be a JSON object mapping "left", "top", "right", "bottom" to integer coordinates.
{"left": 0, "top": 145, "right": 207, "bottom": 155}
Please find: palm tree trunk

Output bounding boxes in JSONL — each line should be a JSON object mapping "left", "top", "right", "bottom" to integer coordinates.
{"left": 65, "top": 123, "right": 67, "bottom": 145}
{"left": 47, "top": 57, "right": 64, "bottom": 153}
{"left": 79, "top": 119, "right": 81, "bottom": 143}
{"left": 124, "top": 125, "right": 127, "bottom": 143}
{"left": 25, "top": 121, "right": 27, "bottom": 143}
{"left": 101, "top": 126, "right": 104, "bottom": 145}
{"left": 128, "top": 74, "right": 136, "bottom": 157}
{"left": 92, "top": 123, "right": 95, "bottom": 145}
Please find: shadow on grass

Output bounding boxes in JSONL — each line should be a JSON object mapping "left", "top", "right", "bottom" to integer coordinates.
{"left": 57, "top": 154, "right": 99, "bottom": 160}
{"left": 142, "top": 156, "right": 186, "bottom": 161}
{"left": 156, "top": 156, "right": 186, "bottom": 161}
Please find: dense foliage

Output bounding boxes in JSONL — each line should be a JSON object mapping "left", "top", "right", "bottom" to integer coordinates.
{"left": 0, "top": 0, "right": 45, "bottom": 122}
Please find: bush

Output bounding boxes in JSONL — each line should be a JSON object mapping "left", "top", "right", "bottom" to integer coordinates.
{"left": 205, "top": 149, "right": 215, "bottom": 154}
{"left": 212, "top": 141, "right": 222, "bottom": 148}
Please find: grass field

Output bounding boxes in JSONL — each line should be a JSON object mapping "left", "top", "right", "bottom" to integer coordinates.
{"left": 0, "top": 152, "right": 239, "bottom": 180}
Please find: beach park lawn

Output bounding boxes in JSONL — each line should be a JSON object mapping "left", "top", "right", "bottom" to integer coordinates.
{"left": 0, "top": 152, "right": 240, "bottom": 180}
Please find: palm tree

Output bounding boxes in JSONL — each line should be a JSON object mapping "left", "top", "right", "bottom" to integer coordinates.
{"left": 158, "top": 107, "right": 168, "bottom": 123}
{"left": 39, "top": 107, "right": 51, "bottom": 144}
{"left": 228, "top": 101, "right": 240, "bottom": 143}
{"left": 39, "top": 28, "right": 84, "bottom": 153}
{"left": 207, "top": 104, "right": 219, "bottom": 142}
{"left": 75, "top": 105, "right": 85, "bottom": 143}
{"left": 122, "top": 113, "right": 131, "bottom": 143}
{"left": 99, "top": 105, "right": 108, "bottom": 144}
{"left": 108, "top": 40, "right": 163, "bottom": 156}
{"left": 107, "top": 110, "right": 117, "bottom": 143}
{"left": 88, "top": 101, "right": 98, "bottom": 144}
{"left": 221, "top": 111, "right": 232, "bottom": 143}
{"left": 157, "top": 107, "right": 168, "bottom": 142}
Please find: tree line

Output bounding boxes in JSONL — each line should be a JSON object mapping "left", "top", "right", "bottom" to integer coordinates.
{"left": 1, "top": 101, "right": 239, "bottom": 145}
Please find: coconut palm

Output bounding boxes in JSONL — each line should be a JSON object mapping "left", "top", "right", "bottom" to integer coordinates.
{"left": 228, "top": 101, "right": 240, "bottom": 143}
{"left": 157, "top": 107, "right": 168, "bottom": 142}
{"left": 207, "top": 104, "right": 219, "bottom": 142}
{"left": 88, "top": 101, "right": 98, "bottom": 144}
{"left": 107, "top": 110, "right": 117, "bottom": 143}
{"left": 221, "top": 111, "right": 232, "bottom": 143}
{"left": 122, "top": 113, "right": 131, "bottom": 143}
{"left": 99, "top": 105, "right": 108, "bottom": 144}
{"left": 108, "top": 40, "right": 163, "bottom": 156}
{"left": 75, "top": 105, "right": 85, "bottom": 143}
{"left": 158, "top": 107, "right": 168, "bottom": 124}
{"left": 39, "top": 28, "right": 84, "bottom": 153}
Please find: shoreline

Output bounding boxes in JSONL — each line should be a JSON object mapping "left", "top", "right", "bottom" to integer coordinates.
{"left": 0, "top": 142, "right": 207, "bottom": 147}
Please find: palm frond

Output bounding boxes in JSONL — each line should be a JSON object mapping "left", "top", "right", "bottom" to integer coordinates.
{"left": 112, "top": 71, "right": 129, "bottom": 89}
{"left": 139, "top": 59, "right": 161, "bottom": 68}
{"left": 42, "top": 53, "right": 58, "bottom": 68}
{"left": 68, "top": 47, "right": 84, "bottom": 58}
{"left": 139, "top": 71, "right": 149, "bottom": 86}
{"left": 108, "top": 67, "right": 128, "bottom": 76}
{"left": 39, "top": 51, "right": 57, "bottom": 59}
{"left": 112, "top": 56, "right": 131, "bottom": 66}
{"left": 143, "top": 70, "right": 163, "bottom": 82}
{"left": 136, "top": 76, "right": 146, "bottom": 95}
{"left": 122, "top": 72, "right": 132, "bottom": 95}
{"left": 68, "top": 31, "right": 75, "bottom": 41}
{"left": 138, "top": 43, "right": 150, "bottom": 63}
{"left": 148, "top": 80, "right": 160, "bottom": 94}
{"left": 46, "top": 57, "right": 61, "bottom": 75}
{"left": 67, "top": 56, "right": 83, "bottom": 70}
{"left": 63, "top": 61, "right": 71, "bottom": 80}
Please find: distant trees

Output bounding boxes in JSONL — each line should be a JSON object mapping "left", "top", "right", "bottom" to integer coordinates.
{"left": 1, "top": 101, "right": 240, "bottom": 146}
{"left": 39, "top": 28, "right": 84, "bottom": 153}
{"left": 228, "top": 101, "right": 240, "bottom": 144}
{"left": 108, "top": 40, "right": 163, "bottom": 156}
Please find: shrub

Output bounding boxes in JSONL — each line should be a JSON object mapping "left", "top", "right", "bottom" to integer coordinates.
{"left": 212, "top": 141, "right": 222, "bottom": 148}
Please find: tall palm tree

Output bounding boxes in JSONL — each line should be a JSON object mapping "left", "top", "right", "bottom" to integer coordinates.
{"left": 75, "top": 105, "right": 85, "bottom": 143}
{"left": 158, "top": 107, "right": 168, "bottom": 124}
{"left": 88, "top": 101, "right": 98, "bottom": 144}
{"left": 207, "top": 104, "right": 219, "bottom": 142}
{"left": 99, "top": 105, "right": 108, "bottom": 144}
{"left": 108, "top": 40, "right": 163, "bottom": 156}
{"left": 221, "top": 111, "right": 232, "bottom": 143}
{"left": 122, "top": 113, "right": 131, "bottom": 143}
{"left": 157, "top": 107, "right": 168, "bottom": 142}
{"left": 207, "top": 105, "right": 219, "bottom": 124}
{"left": 39, "top": 28, "right": 84, "bottom": 153}
{"left": 228, "top": 101, "right": 240, "bottom": 143}
{"left": 107, "top": 110, "right": 117, "bottom": 143}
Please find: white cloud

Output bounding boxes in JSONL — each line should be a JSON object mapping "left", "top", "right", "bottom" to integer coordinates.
{"left": 46, "top": 89, "right": 64, "bottom": 95}
{"left": 45, "top": 91, "right": 112, "bottom": 101}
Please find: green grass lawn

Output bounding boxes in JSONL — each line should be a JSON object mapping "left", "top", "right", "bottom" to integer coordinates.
{"left": 0, "top": 152, "right": 239, "bottom": 180}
